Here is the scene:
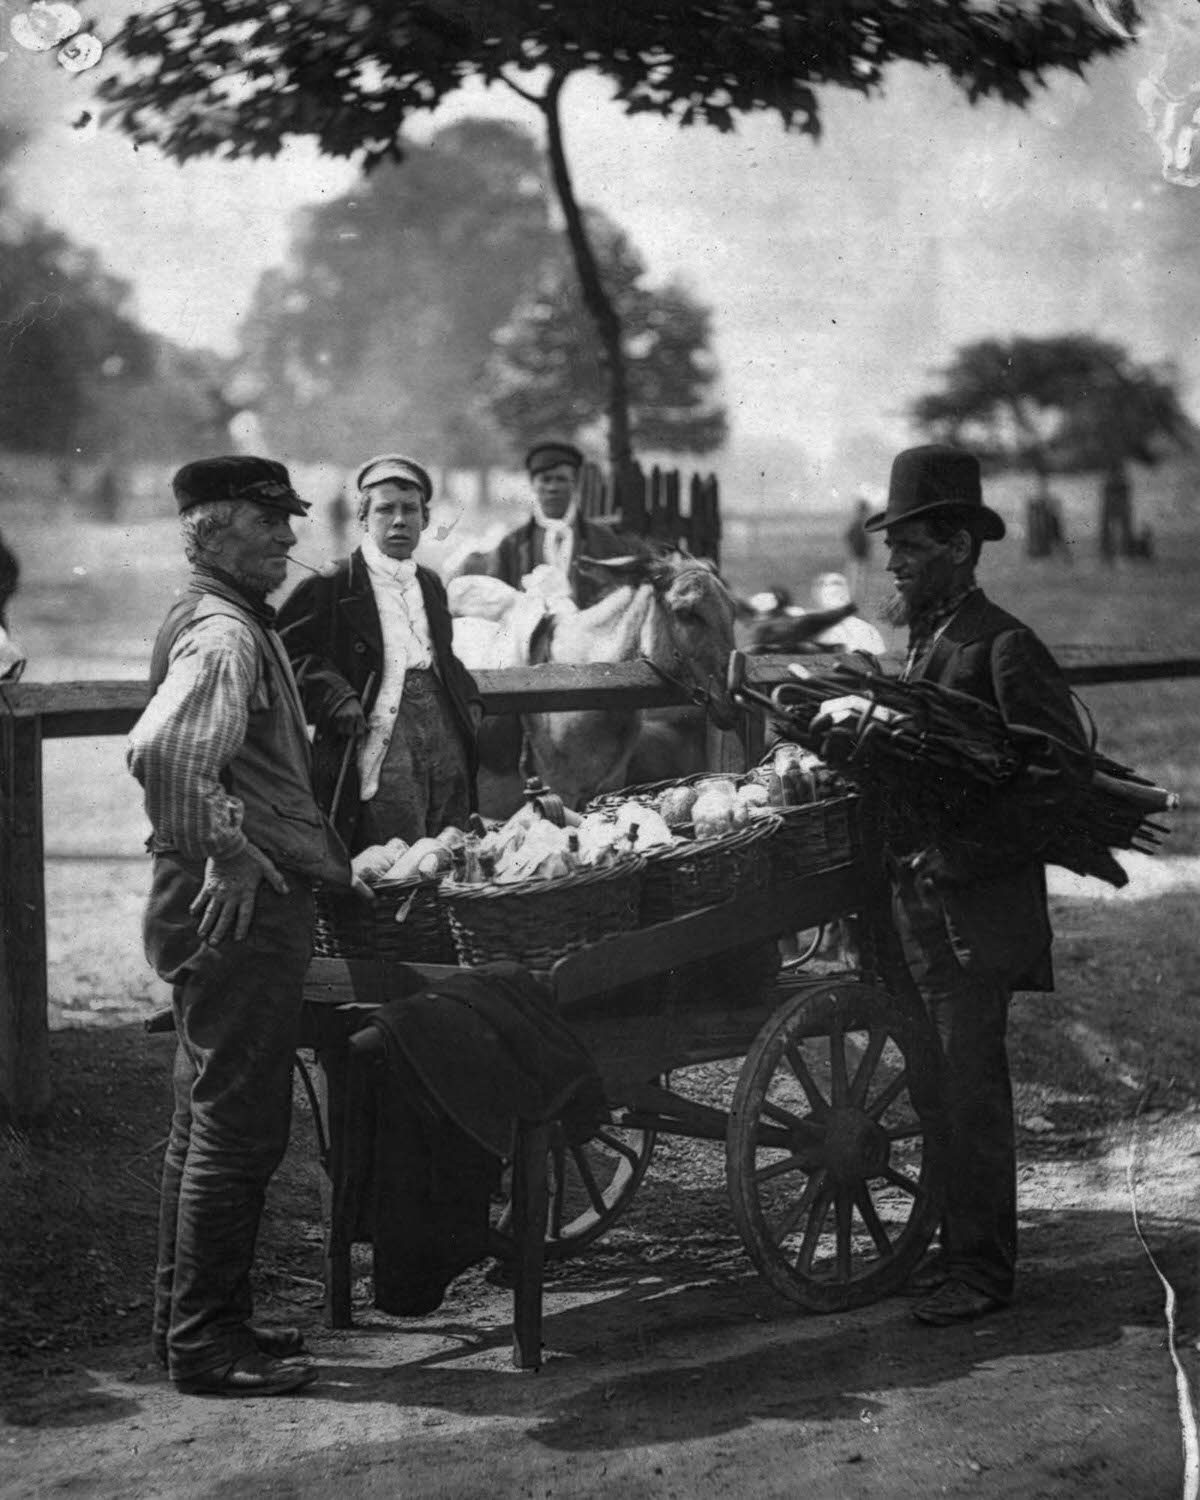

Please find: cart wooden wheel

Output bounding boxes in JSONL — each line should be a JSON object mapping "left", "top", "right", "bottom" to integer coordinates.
{"left": 727, "top": 979, "right": 941, "bottom": 1312}
{"left": 490, "top": 1113, "right": 657, "bottom": 1262}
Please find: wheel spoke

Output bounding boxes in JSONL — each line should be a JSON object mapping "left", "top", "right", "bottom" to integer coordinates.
{"left": 760, "top": 1098, "right": 824, "bottom": 1137}
{"left": 547, "top": 1139, "right": 569, "bottom": 1238}
{"left": 784, "top": 1041, "right": 830, "bottom": 1118}
{"left": 849, "top": 1029, "right": 887, "bottom": 1106}
{"left": 772, "top": 1167, "right": 827, "bottom": 1242}
{"left": 835, "top": 1185, "right": 853, "bottom": 1280}
{"left": 866, "top": 1068, "right": 909, "bottom": 1121}
{"left": 884, "top": 1166, "right": 921, "bottom": 1198}
{"left": 853, "top": 1183, "right": 894, "bottom": 1255}
{"left": 795, "top": 1177, "right": 834, "bottom": 1273}
{"left": 885, "top": 1120, "right": 924, "bottom": 1142}
{"left": 568, "top": 1143, "right": 609, "bottom": 1217}
{"left": 829, "top": 1019, "right": 849, "bottom": 1108}
{"left": 754, "top": 1150, "right": 816, "bottom": 1187}
{"left": 592, "top": 1128, "right": 642, "bottom": 1170}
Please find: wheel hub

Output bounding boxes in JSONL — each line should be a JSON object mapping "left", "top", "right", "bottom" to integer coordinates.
{"left": 821, "top": 1108, "right": 890, "bottom": 1180}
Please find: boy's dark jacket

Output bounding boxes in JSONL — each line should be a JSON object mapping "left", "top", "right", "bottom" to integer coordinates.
{"left": 276, "top": 549, "right": 484, "bottom": 850}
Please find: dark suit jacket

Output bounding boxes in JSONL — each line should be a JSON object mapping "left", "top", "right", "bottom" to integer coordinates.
{"left": 903, "top": 589, "right": 1087, "bottom": 991}
{"left": 276, "top": 550, "right": 484, "bottom": 850}
{"left": 458, "top": 514, "right": 633, "bottom": 609}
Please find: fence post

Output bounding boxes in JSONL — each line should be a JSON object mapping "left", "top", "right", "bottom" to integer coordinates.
{"left": 615, "top": 461, "right": 647, "bottom": 533}
{"left": 0, "top": 699, "right": 49, "bottom": 1125}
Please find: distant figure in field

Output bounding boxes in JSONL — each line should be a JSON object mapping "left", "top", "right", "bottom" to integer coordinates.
{"left": 327, "top": 480, "right": 351, "bottom": 553}
{"left": 1024, "top": 484, "right": 1069, "bottom": 562}
{"left": 807, "top": 572, "right": 886, "bottom": 656}
{"left": 1100, "top": 464, "right": 1133, "bottom": 563}
{"left": 844, "top": 495, "right": 873, "bottom": 600}
{"left": 93, "top": 462, "right": 121, "bottom": 523}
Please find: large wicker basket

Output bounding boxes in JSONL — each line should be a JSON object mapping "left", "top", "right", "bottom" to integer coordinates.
{"left": 638, "top": 814, "right": 779, "bottom": 926}
{"left": 440, "top": 857, "right": 645, "bottom": 971}
{"left": 764, "top": 794, "right": 861, "bottom": 885}
{"left": 313, "top": 878, "right": 457, "bottom": 965}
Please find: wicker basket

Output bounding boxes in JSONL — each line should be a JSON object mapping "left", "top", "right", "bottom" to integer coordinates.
{"left": 440, "top": 857, "right": 645, "bottom": 971}
{"left": 639, "top": 814, "right": 779, "bottom": 926}
{"left": 586, "top": 772, "right": 736, "bottom": 818}
{"left": 313, "top": 878, "right": 457, "bottom": 965}
{"left": 763, "top": 794, "right": 861, "bottom": 885}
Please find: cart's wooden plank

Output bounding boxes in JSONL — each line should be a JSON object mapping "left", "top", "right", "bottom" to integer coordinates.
{"left": 550, "top": 865, "right": 862, "bottom": 1009}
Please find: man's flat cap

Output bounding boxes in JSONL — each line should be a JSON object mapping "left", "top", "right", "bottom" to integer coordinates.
{"left": 172, "top": 456, "right": 309, "bottom": 517}
{"left": 525, "top": 441, "right": 584, "bottom": 476}
{"left": 355, "top": 454, "right": 433, "bottom": 503}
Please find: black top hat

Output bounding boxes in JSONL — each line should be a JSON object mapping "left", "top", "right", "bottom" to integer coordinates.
{"left": 172, "top": 456, "right": 309, "bottom": 517}
{"left": 864, "top": 445, "right": 1005, "bottom": 540}
{"left": 525, "top": 440, "right": 584, "bottom": 476}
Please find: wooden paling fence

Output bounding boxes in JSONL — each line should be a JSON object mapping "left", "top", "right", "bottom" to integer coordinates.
{"left": 2, "top": 646, "right": 1199, "bottom": 1125}
{"left": 579, "top": 460, "right": 721, "bottom": 563}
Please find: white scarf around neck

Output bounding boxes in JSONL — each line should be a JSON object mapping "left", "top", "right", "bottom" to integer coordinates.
{"left": 531, "top": 496, "right": 579, "bottom": 579}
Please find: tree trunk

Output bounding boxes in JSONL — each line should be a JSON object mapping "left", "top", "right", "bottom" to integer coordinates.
{"left": 540, "top": 74, "right": 633, "bottom": 471}
{"left": 475, "top": 466, "right": 491, "bottom": 509}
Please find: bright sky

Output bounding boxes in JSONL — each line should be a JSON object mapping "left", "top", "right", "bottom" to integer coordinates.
{"left": 3, "top": 1, "right": 1200, "bottom": 499}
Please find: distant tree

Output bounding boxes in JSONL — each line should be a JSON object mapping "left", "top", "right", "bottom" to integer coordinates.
{"left": 488, "top": 211, "right": 726, "bottom": 457}
{"left": 912, "top": 334, "right": 1193, "bottom": 559}
{"left": 236, "top": 120, "right": 556, "bottom": 490}
{"left": 101, "top": 1, "right": 1130, "bottom": 469}
{"left": 0, "top": 222, "right": 154, "bottom": 454}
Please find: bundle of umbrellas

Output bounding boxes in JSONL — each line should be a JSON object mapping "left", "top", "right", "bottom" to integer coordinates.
{"left": 732, "top": 655, "right": 1176, "bottom": 889}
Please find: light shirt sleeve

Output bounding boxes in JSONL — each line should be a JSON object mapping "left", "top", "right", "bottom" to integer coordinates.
{"left": 126, "top": 614, "right": 259, "bottom": 860}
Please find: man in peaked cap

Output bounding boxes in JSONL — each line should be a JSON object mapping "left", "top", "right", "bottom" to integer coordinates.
{"left": 276, "top": 451, "right": 484, "bottom": 854}
{"left": 128, "top": 456, "right": 354, "bottom": 1395}
{"left": 450, "top": 439, "right": 633, "bottom": 610}
{"left": 865, "top": 444, "right": 1088, "bottom": 1326}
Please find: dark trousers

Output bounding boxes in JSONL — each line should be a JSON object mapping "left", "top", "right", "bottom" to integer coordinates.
{"left": 893, "top": 885, "right": 1016, "bottom": 1301}
{"left": 144, "top": 853, "right": 314, "bottom": 1381}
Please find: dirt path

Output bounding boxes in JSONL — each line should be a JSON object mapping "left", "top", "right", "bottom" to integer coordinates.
{"left": 5, "top": 1111, "right": 1197, "bottom": 1500}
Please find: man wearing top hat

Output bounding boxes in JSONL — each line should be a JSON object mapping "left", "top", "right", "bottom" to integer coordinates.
{"left": 127, "top": 456, "right": 355, "bottom": 1396}
{"left": 451, "top": 440, "right": 633, "bottom": 610}
{"left": 865, "top": 444, "right": 1087, "bottom": 1327}
{"left": 276, "top": 453, "right": 484, "bottom": 854}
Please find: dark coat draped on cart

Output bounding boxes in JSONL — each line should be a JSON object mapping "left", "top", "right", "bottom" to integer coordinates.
{"left": 276, "top": 550, "right": 484, "bottom": 851}
{"left": 335, "top": 962, "right": 606, "bottom": 1316}
{"left": 892, "top": 588, "right": 1089, "bottom": 989}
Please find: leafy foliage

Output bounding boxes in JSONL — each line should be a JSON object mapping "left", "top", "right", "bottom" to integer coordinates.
{"left": 100, "top": 1, "right": 1131, "bottom": 465}
{"left": 101, "top": 2, "right": 1130, "bottom": 163}
{"left": 489, "top": 211, "right": 726, "bottom": 457}
{"left": 912, "top": 334, "right": 1192, "bottom": 474}
{"left": 238, "top": 119, "right": 556, "bottom": 467}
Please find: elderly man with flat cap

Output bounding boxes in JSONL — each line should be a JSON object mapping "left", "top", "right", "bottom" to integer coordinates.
{"left": 127, "top": 456, "right": 354, "bottom": 1396}
{"left": 276, "top": 453, "right": 484, "bottom": 854}
{"left": 451, "top": 440, "right": 633, "bottom": 609}
{"left": 866, "top": 444, "right": 1087, "bottom": 1327}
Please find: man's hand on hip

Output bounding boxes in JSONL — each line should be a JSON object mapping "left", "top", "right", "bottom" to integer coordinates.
{"left": 191, "top": 844, "right": 290, "bottom": 945}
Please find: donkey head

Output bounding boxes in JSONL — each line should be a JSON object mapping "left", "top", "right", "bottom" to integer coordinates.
{"left": 579, "top": 545, "right": 739, "bottom": 729}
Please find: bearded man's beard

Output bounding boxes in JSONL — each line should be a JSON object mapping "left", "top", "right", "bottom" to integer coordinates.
{"left": 880, "top": 588, "right": 911, "bottom": 628}
{"left": 225, "top": 562, "right": 279, "bottom": 597}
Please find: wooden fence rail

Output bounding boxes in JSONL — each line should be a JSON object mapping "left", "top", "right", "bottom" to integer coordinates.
{"left": 3, "top": 645, "right": 1199, "bottom": 1125}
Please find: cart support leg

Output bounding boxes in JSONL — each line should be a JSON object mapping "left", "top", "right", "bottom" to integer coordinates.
{"left": 511, "top": 1119, "right": 549, "bottom": 1371}
{"left": 316, "top": 1044, "right": 355, "bottom": 1329}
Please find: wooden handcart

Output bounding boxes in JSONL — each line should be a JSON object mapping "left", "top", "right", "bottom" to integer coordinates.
{"left": 299, "top": 792, "right": 944, "bottom": 1370}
